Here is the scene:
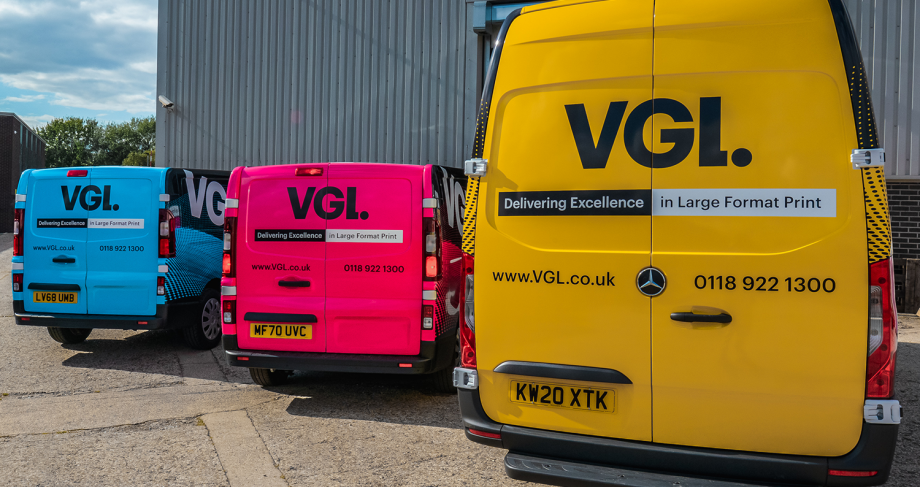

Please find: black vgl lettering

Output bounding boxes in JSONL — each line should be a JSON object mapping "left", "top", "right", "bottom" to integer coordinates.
{"left": 565, "top": 102, "right": 628, "bottom": 169}
{"left": 80, "top": 185, "right": 102, "bottom": 211}
{"left": 314, "top": 187, "right": 344, "bottom": 220}
{"left": 62, "top": 186, "right": 81, "bottom": 211}
{"left": 288, "top": 187, "right": 317, "bottom": 219}
{"left": 624, "top": 99, "right": 694, "bottom": 169}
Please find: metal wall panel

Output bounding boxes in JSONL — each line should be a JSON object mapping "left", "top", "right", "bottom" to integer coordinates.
{"left": 156, "top": 0, "right": 481, "bottom": 170}
{"left": 845, "top": 0, "right": 920, "bottom": 179}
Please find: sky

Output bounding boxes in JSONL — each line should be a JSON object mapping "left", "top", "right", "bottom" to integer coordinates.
{"left": 0, "top": 0, "right": 157, "bottom": 130}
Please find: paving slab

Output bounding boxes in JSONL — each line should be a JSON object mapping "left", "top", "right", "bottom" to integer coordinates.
{"left": 202, "top": 410, "right": 287, "bottom": 487}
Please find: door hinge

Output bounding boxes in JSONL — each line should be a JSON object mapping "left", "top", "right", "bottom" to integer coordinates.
{"left": 453, "top": 367, "right": 479, "bottom": 389}
{"left": 864, "top": 399, "right": 901, "bottom": 424}
{"left": 422, "top": 198, "right": 438, "bottom": 209}
{"left": 851, "top": 148, "right": 886, "bottom": 170}
{"left": 465, "top": 158, "right": 488, "bottom": 177}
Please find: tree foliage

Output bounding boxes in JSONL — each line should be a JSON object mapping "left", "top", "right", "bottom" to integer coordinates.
{"left": 37, "top": 116, "right": 155, "bottom": 168}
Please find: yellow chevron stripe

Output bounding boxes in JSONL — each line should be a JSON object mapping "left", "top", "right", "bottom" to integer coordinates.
{"left": 862, "top": 166, "right": 891, "bottom": 264}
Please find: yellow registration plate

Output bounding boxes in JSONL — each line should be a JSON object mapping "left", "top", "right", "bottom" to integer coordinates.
{"left": 32, "top": 291, "right": 78, "bottom": 304}
{"left": 250, "top": 323, "right": 312, "bottom": 340}
{"left": 510, "top": 380, "right": 615, "bottom": 413}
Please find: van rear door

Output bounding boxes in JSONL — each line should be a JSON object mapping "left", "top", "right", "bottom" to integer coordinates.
{"left": 85, "top": 167, "right": 160, "bottom": 316}
{"left": 23, "top": 168, "right": 89, "bottom": 314}
{"left": 235, "top": 165, "right": 327, "bottom": 353}
{"left": 648, "top": 0, "right": 867, "bottom": 456}
{"left": 325, "top": 164, "right": 422, "bottom": 355}
{"left": 474, "top": 0, "right": 655, "bottom": 442}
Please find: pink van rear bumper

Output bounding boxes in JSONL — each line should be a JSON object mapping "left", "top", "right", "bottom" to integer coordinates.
{"left": 221, "top": 332, "right": 456, "bottom": 375}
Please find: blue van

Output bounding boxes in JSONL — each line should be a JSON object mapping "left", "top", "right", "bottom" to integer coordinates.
{"left": 12, "top": 167, "right": 230, "bottom": 349}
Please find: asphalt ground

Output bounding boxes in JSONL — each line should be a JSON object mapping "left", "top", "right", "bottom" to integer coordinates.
{"left": 0, "top": 231, "right": 916, "bottom": 486}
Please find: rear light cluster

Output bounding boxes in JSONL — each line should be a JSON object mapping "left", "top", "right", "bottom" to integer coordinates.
{"left": 158, "top": 209, "right": 177, "bottom": 258}
{"left": 157, "top": 276, "right": 166, "bottom": 296}
{"left": 223, "top": 300, "right": 235, "bottom": 324}
{"left": 459, "top": 253, "right": 477, "bottom": 368}
{"left": 422, "top": 305, "right": 433, "bottom": 330}
{"left": 13, "top": 208, "right": 24, "bottom": 256}
{"left": 423, "top": 217, "right": 441, "bottom": 280}
{"left": 12, "top": 274, "right": 22, "bottom": 292}
{"left": 867, "top": 258, "right": 898, "bottom": 398}
{"left": 223, "top": 217, "right": 237, "bottom": 278}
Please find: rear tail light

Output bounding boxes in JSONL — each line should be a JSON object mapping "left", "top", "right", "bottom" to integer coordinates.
{"left": 157, "top": 276, "right": 166, "bottom": 296}
{"left": 13, "top": 208, "right": 24, "bottom": 256}
{"left": 67, "top": 169, "right": 88, "bottom": 177}
{"left": 223, "top": 217, "right": 237, "bottom": 278}
{"left": 158, "top": 209, "right": 176, "bottom": 258}
{"left": 422, "top": 217, "right": 441, "bottom": 281}
{"left": 867, "top": 258, "right": 897, "bottom": 398}
{"left": 468, "top": 428, "right": 500, "bottom": 440}
{"left": 223, "top": 299, "right": 235, "bottom": 324}
{"left": 460, "top": 252, "right": 477, "bottom": 368}
{"left": 422, "top": 305, "right": 434, "bottom": 330}
{"left": 295, "top": 167, "right": 323, "bottom": 176}
{"left": 12, "top": 274, "right": 22, "bottom": 292}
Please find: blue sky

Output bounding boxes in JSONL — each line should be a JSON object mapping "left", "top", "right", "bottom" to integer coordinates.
{"left": 0, "top": 0, "right": 157, "bottom": 130}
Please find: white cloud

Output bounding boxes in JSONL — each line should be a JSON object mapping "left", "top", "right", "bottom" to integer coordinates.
{"left": 0, "top": 67, "right": 155, "bottom": 114}
{"left": 0, "top": 1, "right": 57, "bottom": 18}
{"left": 129, "top": 60, "right": 157, "bottom": 74}
{"left": 80, "top": 0, "right": 157, "bottom": 32}
{"left": 4, "top": 94, "right": 45, "bottom": 102}
{"left": 19, "top": 114, "right": 55, "bottom": 129}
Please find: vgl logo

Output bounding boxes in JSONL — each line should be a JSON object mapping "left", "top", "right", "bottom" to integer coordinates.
{"left": 565, "top": 97, "right": 752, "bottom": 169}
{"left": 288, "top": 187, "right": 368, "bottom": 220}
{"left": 61, "top": 185, "right": 119, "bottom": 211}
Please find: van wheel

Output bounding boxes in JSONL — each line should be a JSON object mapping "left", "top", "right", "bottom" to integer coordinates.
{"left": 249, "top": 368, "right": 289, "bottom": 387}
{"left": 182, "top": 289, "right": 222, "bottom": 350}
{"left": 431, "top": 329, "right": 460, "bottom": 394}
{"left": 47, "top": 327, "right": 92, "bottom": 344}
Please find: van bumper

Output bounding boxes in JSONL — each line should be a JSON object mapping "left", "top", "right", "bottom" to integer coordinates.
{"left": 458, "top": 388, "right": 898, "bottom": 487}
{"left": 222, "top": 331, "right": 456, "bottom": 375}
{"left": 13, "top": 300, "right": 193, "bottom": 330}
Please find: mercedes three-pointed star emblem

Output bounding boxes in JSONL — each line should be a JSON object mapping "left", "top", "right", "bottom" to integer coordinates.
{"left": 636, "top": 267, "right": 667, "bottom": 297}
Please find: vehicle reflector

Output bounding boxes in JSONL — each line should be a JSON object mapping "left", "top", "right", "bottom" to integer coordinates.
{"left": 12, "top": 274, "right": 22, "bottom": 292}
{"left": 13, "top": 208, "right": 24, "bottom": 257}
{"left": 399, "top": 363, "right": 412, "bottom": 368}
{"left": 20, "top": 317, "right": 30, "bottom": 321}
{"left": 295, "top": 167, "right": 323, "bottom": 176}
{"left": 137, "top": 321, "right": 148, "bottom": 325}
{"left": 828, "top": 470, "right": 878, "bottom": 477}
{"left": 222, "top": 253, "right": 232, "bottom": 276}
{"left": 67, "top": 169, "right": 88, "bottom": 177}
{"left": 422, "top": 305, "right": 433, "bottom": 330}
{"left": 468, "top": 428, "right": 500, "bottom": 440}
{"left": 238, "top": 357, "right": 249, "bottom": 361}
{"left": 425, "top": 256, "right": 438, "bottom": 278}
{"left": 157, "top": 276, "right": 166, "bottom": 296}
{"left": 223, "top": 300, "right": 236, "bottom": 324}
{"left": 867, "top": 258, "right": 897, "bottom": 398}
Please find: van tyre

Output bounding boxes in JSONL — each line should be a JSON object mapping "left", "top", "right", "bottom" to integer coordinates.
{"left": 47, "top": 327, "right": 92, "bottom": 344}
{"left": 182, "top": 289, "right": 222, "bottom": 350}
{"left": 249, "top": 368, "right": 290, "bottom": 387}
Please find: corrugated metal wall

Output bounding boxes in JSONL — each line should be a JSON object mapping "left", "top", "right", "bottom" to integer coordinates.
{"left": 156, "top": 0, "right": 481, "bottom": 170}
{"left": 845, "top": 0, "right": 920, "bottom": 179}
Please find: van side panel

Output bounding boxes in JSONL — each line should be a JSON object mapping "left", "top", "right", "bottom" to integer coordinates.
{"left": 475, "top": 0, "right": 656, "bottom": 442}
{"left": 23, "top": 169, "right": 89, "bottom": 314}
{"left": 325, "top": 164, "right": 422, "bottom": 355}
{"left": 649, "top": 0, "right": 867, "bottom": 455}
{"left": 85, "top": 167, "right": 160, "bottom": 316}
{"left": 432, "top": 166, "right": 466, "bottom": 342}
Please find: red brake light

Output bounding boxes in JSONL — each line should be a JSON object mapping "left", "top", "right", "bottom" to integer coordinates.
{"left": 295, "top": 167, "right": 323, "bottom": 176}
{"left": 13, "top": 208, "right": 24, "bottom": 256}
{"left": 425, "top": 256, "right": 438, "bottom": 278}
{"left": 460, "top": 252, "right": 477, "bottom": 369}
{"left": 828, "top": 470, "right": 878, "bottom": 478}
{"left": 12, "top": 273, "right": 22, "bottom": 292}
{"left": 867, "top": 258, "right": 897, "bottom": 398}
{"left": 158, "top": 209, "right": 176, "bottom": 258}
{"left": 67, "top": 169, "right": 88, "bottom": 177}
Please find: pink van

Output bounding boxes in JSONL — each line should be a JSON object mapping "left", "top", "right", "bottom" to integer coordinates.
{"left": 220, "top": 163, "right": 467, "bottom": 391}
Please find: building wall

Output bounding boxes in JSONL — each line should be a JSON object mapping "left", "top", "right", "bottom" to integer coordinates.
{"left": 156, "top": 0, "right": 482, "bottom": 170}
{"left": 0, "top": 114, "right": 46, "bottom": 233}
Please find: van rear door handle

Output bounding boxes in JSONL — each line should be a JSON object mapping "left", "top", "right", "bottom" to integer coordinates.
{"left": 278, "top": 280, "right": 310, "bottom": 288}
{"left": 670, "top": 312, "right": 732, "bottom": 324}
{"left": 52, "top": 256, "right": 76, "bottom": 264}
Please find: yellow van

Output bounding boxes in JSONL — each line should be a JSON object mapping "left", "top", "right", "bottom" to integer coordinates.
{"left": 452, "top": 1, "right": 901, "bottom": 485}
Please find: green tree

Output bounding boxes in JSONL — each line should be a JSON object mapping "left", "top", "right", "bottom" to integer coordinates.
{"left": 37, "top": 117, "right": 103, "bottom": 168}
{"left": 37, "top": 116, "right": 156, "bottom": 168}
{"left": 122, "top": 150, "right": 153, "bottom": 166}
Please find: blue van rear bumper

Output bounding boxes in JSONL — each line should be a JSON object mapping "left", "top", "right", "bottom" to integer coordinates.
{"left": 13, "top": 300, "right": 194, "bottom": 330}
{"left": 458, "top": 388, "right": 898, "bottom": 487}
